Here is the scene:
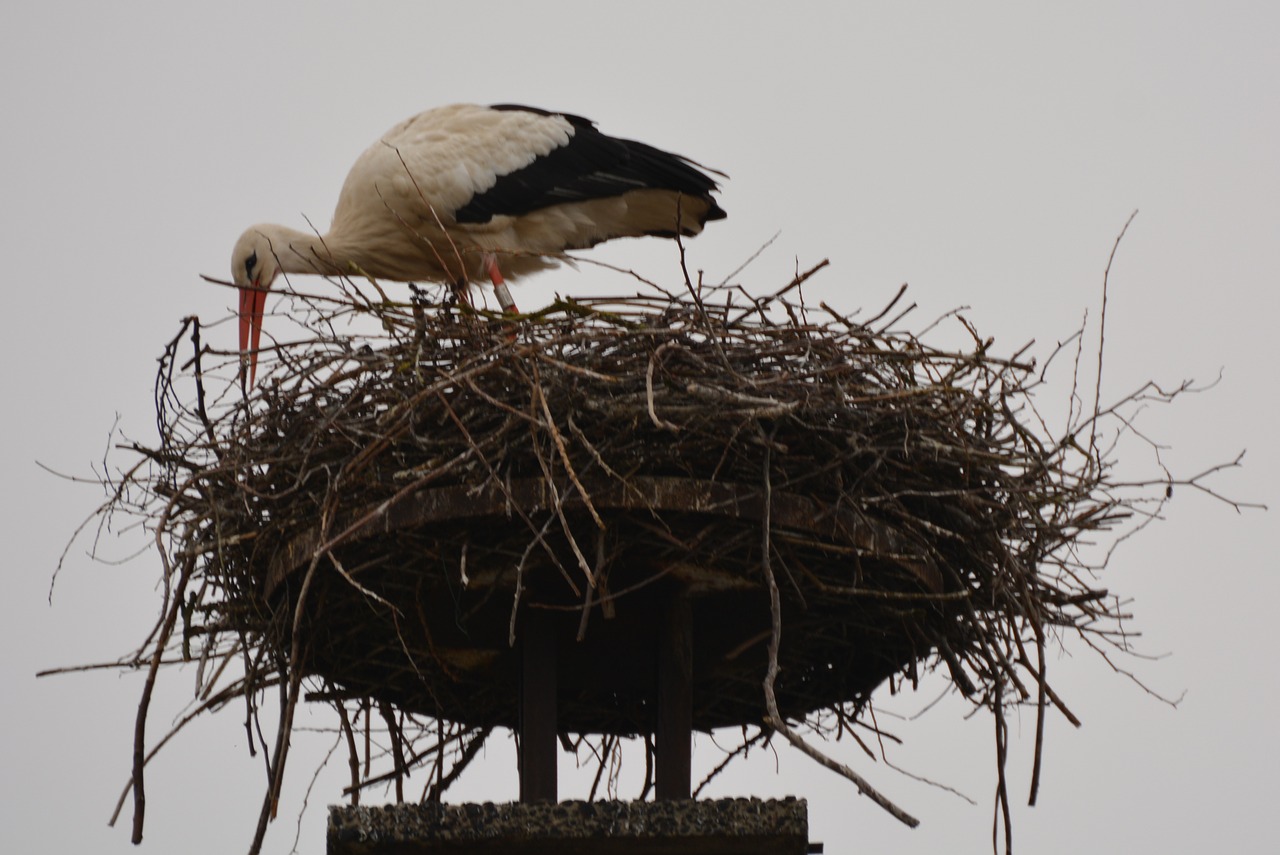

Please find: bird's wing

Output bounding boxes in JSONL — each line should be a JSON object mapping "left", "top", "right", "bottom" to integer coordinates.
{"left": 454, "top": 105, "right": 724, "bottom": 224}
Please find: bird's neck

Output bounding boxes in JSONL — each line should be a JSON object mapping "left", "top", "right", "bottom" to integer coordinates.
{"left": 258, "top": 224, "right": 349, "bottom": 277}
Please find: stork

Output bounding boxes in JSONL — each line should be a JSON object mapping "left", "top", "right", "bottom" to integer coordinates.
{"left": 231, "top": 103, "right": 726, "bottom": 382}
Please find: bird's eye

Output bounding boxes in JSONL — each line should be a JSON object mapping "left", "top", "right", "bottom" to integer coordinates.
{"left": 245, "top": 250, "right": 259, "bottom": 278}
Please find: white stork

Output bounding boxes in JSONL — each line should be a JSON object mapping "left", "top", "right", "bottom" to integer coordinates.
{"left": 231, "top": 103, "right": 726, "bottom": 381}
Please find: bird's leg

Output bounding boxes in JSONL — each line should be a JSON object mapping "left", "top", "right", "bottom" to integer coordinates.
{"left": 483, "top": 253, "right": 520, "bottom": 314}
{"left": 408, "top": 283, "right": 428, "bottom": 350}
{"left": 482, "top": 253, "right": 519, "bottom": 343}
{"left": 450, "top": 277, "right": 472, "bottom": 308}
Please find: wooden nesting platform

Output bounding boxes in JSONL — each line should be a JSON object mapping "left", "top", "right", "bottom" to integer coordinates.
{"left": 327, "top": 798, "right": 817, "bottom": 855}
{"left": 266, "top": 473, "right": 941, "bottom": 736}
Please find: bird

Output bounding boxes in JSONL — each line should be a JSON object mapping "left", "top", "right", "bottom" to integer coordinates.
{"left": 231, "top": 103, "right": 726, "bottom": 382}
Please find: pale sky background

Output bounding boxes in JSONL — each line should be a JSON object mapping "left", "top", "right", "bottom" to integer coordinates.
{"left": 3, "top": 2, "right": 1277, "bottom": 853}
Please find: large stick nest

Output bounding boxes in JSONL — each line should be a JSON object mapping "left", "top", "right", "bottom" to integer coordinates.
{"left": 168, "top": 275, "right": 1109, "bottom": 734}
{"left": 81, "top": 255, "right": 1230, "bottom": 848}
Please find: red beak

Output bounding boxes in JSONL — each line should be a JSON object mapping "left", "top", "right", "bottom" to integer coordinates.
{"left": 239, "top": 284, "right": 267, "bottom": 384}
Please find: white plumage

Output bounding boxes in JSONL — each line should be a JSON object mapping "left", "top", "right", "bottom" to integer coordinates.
{"left": 231, "top": 103, "right": 725, "bottom": 381}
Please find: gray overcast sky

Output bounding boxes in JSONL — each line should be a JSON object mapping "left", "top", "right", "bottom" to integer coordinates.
{"left": 3, "top": 2, "right": 1276, "bottom": 853}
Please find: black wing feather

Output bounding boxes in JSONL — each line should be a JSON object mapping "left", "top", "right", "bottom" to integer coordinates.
{"left": 454, "top": 105, "right": 725, "bottom": 225}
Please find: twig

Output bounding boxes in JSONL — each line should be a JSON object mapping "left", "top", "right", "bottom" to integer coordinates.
{"left": 758, "top": 434, "right": 920, "bottom": 828}
{"left": 1090, "top": 210, "right": 1138, "bottom": 458}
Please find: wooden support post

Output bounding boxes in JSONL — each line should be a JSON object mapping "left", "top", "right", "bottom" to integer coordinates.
{"left": 656, "top": 590, "right": 692, "bottom": 800}
{"left": 519, "top": 608, "right": 557, "bottom": 803}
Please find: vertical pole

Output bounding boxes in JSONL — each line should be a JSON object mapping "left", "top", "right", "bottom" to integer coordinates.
{"left": 519, "top": 608, "right": 557, "bottom": 803}
{"left": 656, "top": 590, "right": 692, "bottom": 800}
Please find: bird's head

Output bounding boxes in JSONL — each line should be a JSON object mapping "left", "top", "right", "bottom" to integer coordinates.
{"left": 231, "top": 226, "right": 283, "bottom": 384}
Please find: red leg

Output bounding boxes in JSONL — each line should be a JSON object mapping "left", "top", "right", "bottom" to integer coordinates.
{"left": 484, "top": 253, "right": 519, "bottom": 314}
